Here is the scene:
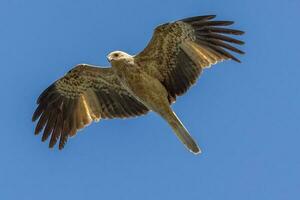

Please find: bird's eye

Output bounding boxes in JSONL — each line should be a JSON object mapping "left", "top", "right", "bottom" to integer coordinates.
{"left": 114, "top": 53, "right": 119, "bottom": 57}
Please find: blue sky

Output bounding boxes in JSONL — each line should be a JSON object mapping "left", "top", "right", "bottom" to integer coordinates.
{"left": 1, "top": 0, "right": 299, "bottom": 199}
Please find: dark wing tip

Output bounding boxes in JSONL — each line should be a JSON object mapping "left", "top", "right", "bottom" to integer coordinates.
{"left": 36, "top": 84, "right": 55, "bottom": 104}
{"left": 237, "top": 30, "right": 245, "bottom": 35}
{"left": 33, "top": 82, "right": 74, "bottom": 149}
{"left": 232, "top": 57, "right": 242, "bottom": 63}
{"left": 181, "top": 15, "right": 216, "bottom": 23}
{"left": 187, "top": 20, "right": 235, "bottom": 27}
{"left": 32, "top": 105, "right": 42, "bottom": 122}
{"left": 41, "top": 134, "right": 48, "bottom": 142}
{"left": 183, "top": 15, "right": 244, "bottom": 63}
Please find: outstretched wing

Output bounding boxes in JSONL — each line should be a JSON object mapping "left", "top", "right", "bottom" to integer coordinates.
{"left": 32, "top": 64, "right": 148, "bottom": 149}
{"left": 135, "top": 15, "right": 244, "bottom": 103}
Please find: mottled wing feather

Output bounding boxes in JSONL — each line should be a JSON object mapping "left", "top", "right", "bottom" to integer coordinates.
{"left": 32, "top": 64, "right": 148, "bottom": 149}
{"left": 135, "top": 15, "right": 244, "bottom": 103}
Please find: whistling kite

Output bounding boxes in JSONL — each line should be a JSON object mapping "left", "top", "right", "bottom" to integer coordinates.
{"left": 32, "top": 15, "right": 244, "bottom": 154}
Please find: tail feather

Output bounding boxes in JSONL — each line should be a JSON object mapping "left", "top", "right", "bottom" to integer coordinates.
{"left": 167, "top": 111, "right": 201, "bottom": 154}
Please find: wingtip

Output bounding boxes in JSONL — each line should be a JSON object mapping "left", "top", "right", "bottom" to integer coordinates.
{"left": 48, "top": 145, "right": 55, "bottom": 151}
{"left": 181, "top": 15, "right": 217, "bottom": 23}
{"left": 48, "top": 141, "right": 56, "bottom": 149}
{"left": 238, "top": 30, "right": 246, "bottom": 35}
{"left": 58, "top": 145, "right": 64, "bottom": 150}
{"left": 202, "top": 14, "right": 217, "bottom": 20}
{"left": 223, "top": 21, "right": 235, "bottom": 26}
{"left": 34, "top": 127, "right": 41, "bottom": 135}
{"left": 232, "top": 57, "right": 242, "bottom": 63}
{"left": 58, "top": 141, "right": 66, "bottom": 150}
{"left": 41, "top": 136, "right": 48, "bottom": 142}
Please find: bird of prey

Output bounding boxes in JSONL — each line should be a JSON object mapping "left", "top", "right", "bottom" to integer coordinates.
{"left": 32, "top": 15, "right": 244, "bottom": 154}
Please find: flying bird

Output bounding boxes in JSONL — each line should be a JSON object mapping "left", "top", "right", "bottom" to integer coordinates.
{"left": 32, "top": 15, "right": 244, "bottom": 154}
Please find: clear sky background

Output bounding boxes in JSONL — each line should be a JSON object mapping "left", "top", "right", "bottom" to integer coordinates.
{"left": 0, "top": 0, "right": 299, "bottom": 199}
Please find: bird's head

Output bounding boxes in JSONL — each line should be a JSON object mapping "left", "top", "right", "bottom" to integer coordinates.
{"left": 107, "top": 51, "right": 133, "bottom": 63}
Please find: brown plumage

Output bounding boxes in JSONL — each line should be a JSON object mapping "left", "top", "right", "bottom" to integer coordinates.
{"left": 33, "top": 15, "right": 244, "bottom": 154}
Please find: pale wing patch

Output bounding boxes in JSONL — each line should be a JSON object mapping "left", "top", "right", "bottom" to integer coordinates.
{"left": 181, "top": 41, "right": 224, "bottom": 69}
{"left": 83, "top": 89, "right": 102, "bottom": 121}
{"left": 81, "top": 94, "right": 96, "bottom": 122}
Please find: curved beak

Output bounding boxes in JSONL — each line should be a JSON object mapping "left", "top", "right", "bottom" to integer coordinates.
{"left": 107, "top": 55, "right": 112, "bottom": 62}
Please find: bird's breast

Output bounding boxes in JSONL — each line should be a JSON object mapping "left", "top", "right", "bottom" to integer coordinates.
{"left": 113, "top": 62, "right": 168, "bottom": 109}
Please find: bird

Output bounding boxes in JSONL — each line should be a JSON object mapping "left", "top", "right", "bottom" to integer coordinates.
{"left": 32, "top": 15, "right": 244, "bottom": 154}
